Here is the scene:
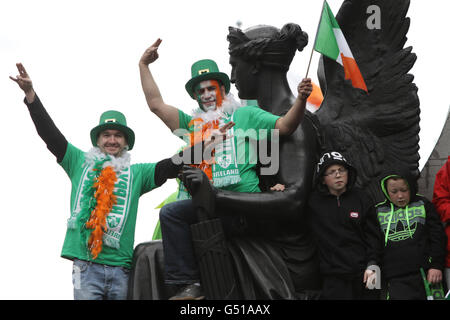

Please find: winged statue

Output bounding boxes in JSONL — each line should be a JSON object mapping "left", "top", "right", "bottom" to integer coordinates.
{"left": 316, "top": 0, "right": 420, "bottom": 204}
{"left": 129, "top": 0, "right": 421, "bottom": 300}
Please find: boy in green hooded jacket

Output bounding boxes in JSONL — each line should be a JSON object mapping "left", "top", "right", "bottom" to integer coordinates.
{"left": 374, "top": 169, "right": 447, "bottom": 299}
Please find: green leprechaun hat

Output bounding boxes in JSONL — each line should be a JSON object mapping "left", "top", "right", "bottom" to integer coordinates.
{"left": 185, "top": 59, "right": 230, "bottom": 99}
{"left": 90, "top": 110, "right": 135, "bottom": 150}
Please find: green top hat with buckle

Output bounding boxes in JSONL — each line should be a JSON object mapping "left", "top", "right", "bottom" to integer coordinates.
{"left": 90, "top": 110, "right": 135, "bottom": 150}
{"left": 185, "top": 59, "right": 230, "bottom": 99}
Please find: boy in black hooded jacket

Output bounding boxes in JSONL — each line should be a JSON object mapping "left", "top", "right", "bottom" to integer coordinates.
{"left": 374, "top": 169, "right": 447, "bottom": 299}
{"left": 308, "top": 151, "right": 381, "bottom": 299}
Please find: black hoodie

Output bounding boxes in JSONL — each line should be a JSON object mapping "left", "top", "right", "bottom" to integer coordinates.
{"left": 307, "top": 152, "right": 381, "bottom": 276}
{"left": 374, "top": 168, "right": 447, "bottom": 280}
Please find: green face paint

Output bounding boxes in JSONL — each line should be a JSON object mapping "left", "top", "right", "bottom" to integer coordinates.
{"left": 194, "top": 80, "right": 223, "bottom": 111}
{"left": 194, "top": 83, "right": 204, "bottom": 108}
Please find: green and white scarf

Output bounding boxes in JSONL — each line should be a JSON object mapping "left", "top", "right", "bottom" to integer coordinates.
{"left": 68, "top": 147, "right": 131, "bottom": 251}
{"left": 211, "top": 112, "right": 240, "bottom": 187}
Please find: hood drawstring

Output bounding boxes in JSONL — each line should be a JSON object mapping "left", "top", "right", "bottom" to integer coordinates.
{"left": 385, "top": 203, "right": 394, "bottom": 246}
{"left": 384, "top": 203, "right": 413, "bottom": 246}
{"left": 404, "top": 205, "right": 413, "bottom": 239}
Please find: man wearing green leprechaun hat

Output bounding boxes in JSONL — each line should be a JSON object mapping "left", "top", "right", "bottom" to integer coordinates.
{"left": 9, "top": 62, "right": 197, "bottom": 300}
{"left": 138, "top": 39, "right": 312, "bottom": 300}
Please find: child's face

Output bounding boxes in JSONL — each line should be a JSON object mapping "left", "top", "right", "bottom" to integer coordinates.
{"left": 386, "top": 178, "right": 410, "bottom": 208}
{"left": 322, "top": 164, "right": 348, "bottom": 196}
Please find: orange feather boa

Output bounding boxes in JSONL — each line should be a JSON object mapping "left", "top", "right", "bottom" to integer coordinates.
{"left": 85, "top": 166, "right": 118, "bottom": 259}
{"left": 187, "top": 118, "right": 219, "bottom": 181}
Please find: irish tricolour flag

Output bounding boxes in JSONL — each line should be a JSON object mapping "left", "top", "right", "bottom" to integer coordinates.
{"left": 314, "top": 1, "right": 368, "bottom": 92}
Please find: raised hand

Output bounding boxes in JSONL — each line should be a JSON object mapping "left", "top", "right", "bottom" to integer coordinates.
{"left": 10, "top": 63, "right": 35, "bottom": 103}
{"left": 140, "top": 38, "right": 162, "bottom": 66}
{"left": 297, "top": 77, "right": 312, "bottom": 100}
{"left": 10, "top": 63, "right": 33, "bottom": 93}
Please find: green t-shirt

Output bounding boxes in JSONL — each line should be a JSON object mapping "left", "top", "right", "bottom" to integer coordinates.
{"left": 59, "top": 143, "right": 158, "bottom": 268}
{"left": 177, "top": 105, "right": 279, "bottom": 193}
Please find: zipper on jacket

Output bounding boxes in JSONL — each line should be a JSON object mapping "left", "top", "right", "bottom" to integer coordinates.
{"left": 336, "top": 196, "right": 341, "bottom": 207}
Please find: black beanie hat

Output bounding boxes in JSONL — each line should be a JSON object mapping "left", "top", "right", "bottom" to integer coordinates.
{"left": 316, "top": 151, "right": 351, "bottom": 177}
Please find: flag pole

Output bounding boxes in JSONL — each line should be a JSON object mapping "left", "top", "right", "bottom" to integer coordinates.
{"left": 305, "top": 0, "right": 326, "bottom": 78}
{"left": 305, "top": 41, "right": 315, "bottom": 78}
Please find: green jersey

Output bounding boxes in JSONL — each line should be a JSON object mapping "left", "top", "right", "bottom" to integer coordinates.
{"left": 59, "top": 143, "right": 158, "bottom": 268}
{"left": 178, "top": 105, "right": 279, "bottom": 193}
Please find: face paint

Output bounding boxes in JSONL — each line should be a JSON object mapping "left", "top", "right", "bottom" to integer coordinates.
{"left": 194, "top": 80, "right": 224, "bottom": 111}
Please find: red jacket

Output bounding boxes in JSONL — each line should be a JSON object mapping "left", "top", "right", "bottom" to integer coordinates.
{"left": 432, "top": 156, "right": 450, "bottom": 267}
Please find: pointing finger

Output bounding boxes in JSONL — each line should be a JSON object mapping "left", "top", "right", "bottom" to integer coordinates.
{"left": 16, "top": 63, "right": 27, "bottom": 76}
{"left": 152, "top": 38, "right": 162, "bottom": 48}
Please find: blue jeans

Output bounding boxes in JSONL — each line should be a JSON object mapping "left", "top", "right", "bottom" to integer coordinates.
{"left": 72, "top": 259, "right": 130, "bottom": 300}
{"left": 159, "top": 199, "right": 200, "bottom": 285}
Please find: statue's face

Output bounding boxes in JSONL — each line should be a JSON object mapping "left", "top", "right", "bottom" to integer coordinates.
{"left": 193, "top": 80, "right": 225, "bottom": 111}
{"left": 229, "top": 55, "right": 257, "bottom": 99}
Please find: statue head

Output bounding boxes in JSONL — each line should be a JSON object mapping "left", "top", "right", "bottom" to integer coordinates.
{"left": 227, "top": 23, "right": 308, "bottom": 99}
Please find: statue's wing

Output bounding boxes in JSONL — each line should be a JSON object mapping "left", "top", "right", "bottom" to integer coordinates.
{"left": 315, "top": 0, "right": 420, "bottom": 203}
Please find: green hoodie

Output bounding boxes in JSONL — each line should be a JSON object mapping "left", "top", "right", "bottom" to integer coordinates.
{"left": 378, "top": 174, "right": 418, "bottom": 246}
{"left": 374, "top": 170, "right": 446, "bottom": 279}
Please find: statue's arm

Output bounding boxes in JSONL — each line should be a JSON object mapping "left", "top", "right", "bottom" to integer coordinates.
{"left": 184, "top": 116, "right": 320, "bottom": 223}
{"left": 215, "top": 184, "right": 307, "bottom": 221}
{"left": 214, "top": 141, "right": 316, "bottom": 222}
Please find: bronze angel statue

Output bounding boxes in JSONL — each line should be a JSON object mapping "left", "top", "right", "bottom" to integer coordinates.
{"left": 316, "top": 0, "right": 420, "bottom": 203}
{"left": 129, "top": 0, "right": 420, "bottom": 300}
